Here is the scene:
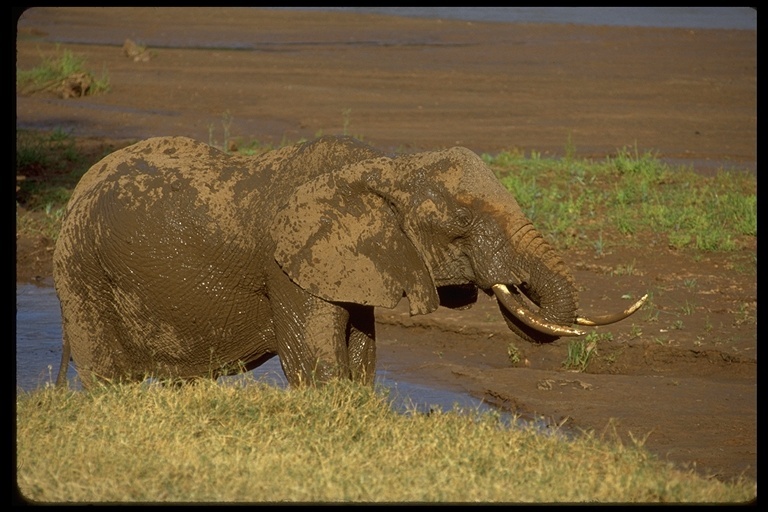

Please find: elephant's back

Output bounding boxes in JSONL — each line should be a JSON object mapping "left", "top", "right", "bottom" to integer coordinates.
{"left": 53, "top": 137, "right": 263, "bottom": 298}
{"left": 68, "top": 137, "right": 232, "bottom": 199}
{"left": 65, "top": 137, "right": 256, "bottom": 234}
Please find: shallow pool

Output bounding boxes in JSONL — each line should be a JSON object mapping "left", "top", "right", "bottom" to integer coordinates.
{"left": 16, "top": 283, "right": 508, "bottom": 418}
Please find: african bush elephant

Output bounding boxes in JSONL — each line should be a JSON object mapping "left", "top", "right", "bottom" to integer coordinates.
{"left": 53, "top": 135, "right": 645, "bottom": 388}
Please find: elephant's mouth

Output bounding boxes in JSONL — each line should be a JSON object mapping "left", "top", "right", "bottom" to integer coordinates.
{"left": 492, "top": 283, "right": 648, "bottom": 338}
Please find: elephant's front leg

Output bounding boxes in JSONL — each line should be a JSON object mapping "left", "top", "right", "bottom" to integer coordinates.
{"left": 270, "top": 278, "right": 355, "bottom": 386}
{"left": 345, "top": 303, "right": 376, "bottom": 386}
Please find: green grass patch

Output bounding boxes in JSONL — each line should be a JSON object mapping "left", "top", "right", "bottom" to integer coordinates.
{"left": 16, "top": 45, "right": 110, "bottom": 96}
{"left": 563, "top": 332, "right": 613, "bottom": 372}
{"left": 15, "top": 129, "right": 116, "bottom": 240}
{"left": 15, "top": 202, "right": 67, "bottom": 242}
{"left": 16, "top": 129, "right": 82, "bottom": 174}
{"left": 484, "top": 145, "right": 756, "bottom": 253}
{"left": 16, "top": 130, "right": 86, "bottom": 210}
{"left": 16, "top": 379, "right": 755, "bottom": 503}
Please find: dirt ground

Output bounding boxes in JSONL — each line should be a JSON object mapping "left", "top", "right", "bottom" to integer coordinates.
{"left": 15, "top": 8, "right": 756, "bottom": 484}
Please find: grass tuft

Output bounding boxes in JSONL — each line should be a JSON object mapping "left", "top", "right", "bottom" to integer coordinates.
{"left": 16, "top": 45, "right": 110, "bottom": 96}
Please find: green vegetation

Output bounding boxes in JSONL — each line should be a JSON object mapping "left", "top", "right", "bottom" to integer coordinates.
{"left": 16, "top": 129, "right": 81, "bottom": 173}
{"left": 484, "top": 145, "right": 756, "bottom": 253}
{"left": 16, "top": 378, "right": 754, "bottom": 503}
{"left": 15, "top": 130, "right": 115, "bottom": 240}
{"left": 16, "top": 130, "right": 85, "bottom": 240}
{"left": 506, "top": 341, "right": 522, "bottom": 365}
{"left": 16, "top": 45, "right": 110, "bottom": 96}
{"left": 208, "top": 111, "right": 308, "bottom": 156}
{"left": 563, "top": 332, "right": 613, "bottom": 372}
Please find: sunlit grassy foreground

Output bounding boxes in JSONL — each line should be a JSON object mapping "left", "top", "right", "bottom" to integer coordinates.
{"left": 16, "top": 379, "right": 754, "bottom": 503}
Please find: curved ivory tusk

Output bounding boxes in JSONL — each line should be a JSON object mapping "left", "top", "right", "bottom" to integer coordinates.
{"left": 575, "top": 294, "right": 648, "bottom": 326}
{"left": 492, "top": 284, "right": 586, "bottom": 337}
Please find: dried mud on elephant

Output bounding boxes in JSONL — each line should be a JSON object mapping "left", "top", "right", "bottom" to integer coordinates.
{"left": 15, "top": 7, "right": 756, "bottom": 484}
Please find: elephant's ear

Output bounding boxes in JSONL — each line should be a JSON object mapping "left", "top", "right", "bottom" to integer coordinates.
{"left": 271, "top": 157, "right": 439, "bottom": 315}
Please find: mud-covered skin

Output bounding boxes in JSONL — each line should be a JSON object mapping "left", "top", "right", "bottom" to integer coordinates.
{"left": 54, "top": 135, "right": 577, "bottom": 387}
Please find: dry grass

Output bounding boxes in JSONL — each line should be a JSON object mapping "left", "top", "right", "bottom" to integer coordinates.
{"left": 16, "top": 378, "right": 755, "bottom": 503}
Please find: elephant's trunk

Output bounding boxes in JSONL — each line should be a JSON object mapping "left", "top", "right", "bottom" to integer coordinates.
{"left": 492, "top": 284, "right": 648, "bottom": 338}
{"left": 492, "top": 283, "right": 585, "bottom": 337}
{"left": 490, "top": 222, "right": 647, "bottom": 343}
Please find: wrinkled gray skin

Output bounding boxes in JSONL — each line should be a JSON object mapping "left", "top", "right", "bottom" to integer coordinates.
{"left": 53, "top": 136, "right": 584, "bottom": 388}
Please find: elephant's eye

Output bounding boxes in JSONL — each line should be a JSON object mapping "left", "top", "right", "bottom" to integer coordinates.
{"left": 446, "top": 207, "right": 476, "bottom": 244}
{"left": 454, "top": 207, "right": 474, "bottom": 229}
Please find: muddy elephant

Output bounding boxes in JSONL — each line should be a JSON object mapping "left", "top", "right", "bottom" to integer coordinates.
{"left": 53, "top": 135, "right": 645, "bottom": 388}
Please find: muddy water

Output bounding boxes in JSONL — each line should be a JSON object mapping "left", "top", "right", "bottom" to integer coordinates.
{"left": 15, "top": 284, "right": 68, "bottom": 390}
{"left": 15, "top": 283, "right": 509, "bottom": 418}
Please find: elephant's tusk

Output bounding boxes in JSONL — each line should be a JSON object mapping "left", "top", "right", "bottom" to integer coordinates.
{"left": 575, "top": 293, "right": 648, "bottom": 326}
{"left": 492, "top": 284, "right": 586, "bottom": 337}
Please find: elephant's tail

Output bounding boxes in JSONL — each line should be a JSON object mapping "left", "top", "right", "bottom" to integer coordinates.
{"left": 56, "top": 335, "right": 71, "bottom": 388}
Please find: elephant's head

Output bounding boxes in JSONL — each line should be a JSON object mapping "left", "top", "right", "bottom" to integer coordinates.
{"left": 271, "top": 142, "right": 645, "bottom": 343}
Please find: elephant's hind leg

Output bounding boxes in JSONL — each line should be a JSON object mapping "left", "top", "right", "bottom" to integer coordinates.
{"left": 57, "top": 282, "right": 143, "bottom": 388}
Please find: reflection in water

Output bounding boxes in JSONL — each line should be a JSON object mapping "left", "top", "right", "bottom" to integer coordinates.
{"left": 15, "top": 284, "right": 512, "bottom": 421}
